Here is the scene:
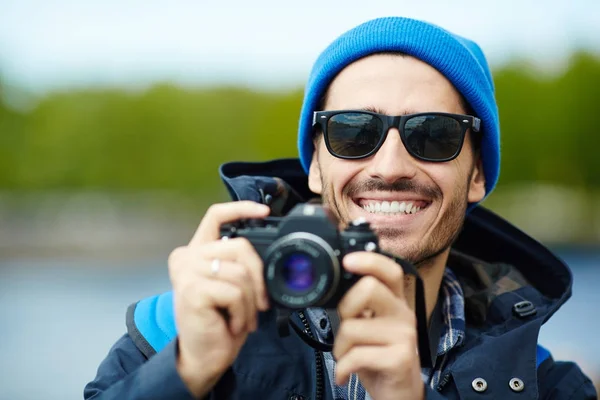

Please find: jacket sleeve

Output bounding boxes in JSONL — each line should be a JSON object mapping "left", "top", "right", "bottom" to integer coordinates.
{"left": 84, "top": 333, "right": 197, "bottom": 400}
{"left": 537, "top": 357, "right": 597, "bottom": 399}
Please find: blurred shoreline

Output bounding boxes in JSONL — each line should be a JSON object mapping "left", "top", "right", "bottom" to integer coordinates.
{"left": 0, "top": 190, "right": 212, "bottom": 260}
{"left": 1, "top": 184, "right": 598, "bottom": 261}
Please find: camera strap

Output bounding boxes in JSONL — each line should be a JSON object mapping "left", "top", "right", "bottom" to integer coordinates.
{"left": 278, "top": 254, "right": 432, "bottom": 369}
{"left": 382, "top": 251, "right": 432, "bottom": 370}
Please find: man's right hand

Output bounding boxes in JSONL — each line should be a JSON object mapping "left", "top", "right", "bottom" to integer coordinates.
{"left": 168, "top": 201, "right": 271, "bottom": 398}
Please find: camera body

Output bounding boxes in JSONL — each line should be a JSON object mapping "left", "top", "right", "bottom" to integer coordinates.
{"left": 220, "top": 203, "right": 381, "bottom": 310}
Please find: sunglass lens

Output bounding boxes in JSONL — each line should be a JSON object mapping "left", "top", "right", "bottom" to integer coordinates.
{"left": 404, "top": 115, "right": 463, "bottom": 160}
{"left": 327, "top": 113, "right": 383, "bottom": 157}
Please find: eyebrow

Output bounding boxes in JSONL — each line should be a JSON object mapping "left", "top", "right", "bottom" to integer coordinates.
{"left": 358, "top": 106, "right": 420, "bottom": 116}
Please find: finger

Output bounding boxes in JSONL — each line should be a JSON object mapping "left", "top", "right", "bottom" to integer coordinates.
{"left": 343, "top": 252, "right": 405, "bottom": 298}
{"left": 190, "top": 201, "right": 270, "bottom": 245}
{"left": 169, "top": 247, "right": 256, "bottom": 333}
{"left": 333, "top": 318, "right": 417, "bottom": 361}
{"left": 192, "top": 278, "right": 254, "bottom": 335}
{"left": 170, "top": 242, "right": 265, "bottom": 313}
{"left": 335, "top": 345, "right": 414, "bottom": 386}
{"left": 338, "top": 276, "right": 404, "bottom": 319}
{"left": 197, "top": 238, "right": 269, "bottom": 310}
{"left": 202, "top": 260, "right": 258, "bottom": 332}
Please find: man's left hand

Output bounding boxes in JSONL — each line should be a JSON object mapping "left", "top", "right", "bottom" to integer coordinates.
{"left": 334, "top": 252, "right": 425, "bottom": 400}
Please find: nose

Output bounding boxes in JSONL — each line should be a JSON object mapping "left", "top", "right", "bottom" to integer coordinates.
{"left": 364, "top": 128, "right": 418, "bottom": 183}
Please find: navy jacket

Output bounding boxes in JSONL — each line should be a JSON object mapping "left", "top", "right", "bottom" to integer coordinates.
{"left": 84, "top": 159, "right": 597, "bottom": 399}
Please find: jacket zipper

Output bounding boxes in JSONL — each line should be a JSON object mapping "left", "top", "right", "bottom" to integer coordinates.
{"left": 298, "top": 310, "right": 324, "bottom": 400}
{"left": 436, "top": 371, "right": 452, "bottom": 391}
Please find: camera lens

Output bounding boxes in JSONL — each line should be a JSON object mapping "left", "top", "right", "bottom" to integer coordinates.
{"left": 263, "top": 232, "right": 340, "bottom": 309}
{"left": 282, "top": 253, "right": 315, "bottom": 291}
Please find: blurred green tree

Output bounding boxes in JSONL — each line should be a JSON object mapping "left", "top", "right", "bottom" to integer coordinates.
{"left": 1, "top": 53, "right": 599, "bottom": 193}
{"left": 495, "top": 52, "right": 600, "bottom": 188}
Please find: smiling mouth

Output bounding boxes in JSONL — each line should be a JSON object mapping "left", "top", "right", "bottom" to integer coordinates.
{"left": 356, "top": 199, "right": 430, "bottom": 215}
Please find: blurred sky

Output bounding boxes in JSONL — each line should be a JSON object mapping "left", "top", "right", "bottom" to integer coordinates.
{"left": 0, "top": 0, "right": 599, "bottom": 93}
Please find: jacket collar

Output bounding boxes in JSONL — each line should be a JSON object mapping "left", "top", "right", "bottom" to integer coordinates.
{"left": 219, "top": 158, "right": 572, "bottom": 329}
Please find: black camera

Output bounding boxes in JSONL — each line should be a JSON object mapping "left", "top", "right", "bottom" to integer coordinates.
{"left": 220, "top": 203, "right": 381, "bottom": 309}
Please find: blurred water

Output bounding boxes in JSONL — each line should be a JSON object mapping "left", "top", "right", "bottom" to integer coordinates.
{"left": 0, "top": 252, "right": 598, "bottom": 400}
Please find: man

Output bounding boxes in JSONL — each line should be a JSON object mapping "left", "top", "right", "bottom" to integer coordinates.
{"left": 84, "top": 17, "right": 596, "bottom": 399}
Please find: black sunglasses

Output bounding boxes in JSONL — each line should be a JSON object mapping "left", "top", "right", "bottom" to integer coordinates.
{"left": 313, "top": 110, "right": 481, "bottom": 162}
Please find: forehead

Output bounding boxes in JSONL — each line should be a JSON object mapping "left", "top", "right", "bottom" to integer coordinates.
{"left": 324, "top": 53, "right": 463, "bottom": 114}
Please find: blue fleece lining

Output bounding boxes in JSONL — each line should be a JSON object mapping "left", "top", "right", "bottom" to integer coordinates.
{"left": 536, "top": 344, "right": 551, "bottom": 368}
{"left": 134, "top": 292, "right": 177, "bottom": 353}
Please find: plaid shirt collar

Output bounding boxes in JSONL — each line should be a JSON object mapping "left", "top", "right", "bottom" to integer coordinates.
{"left": 420, "top": 267, "right": 466, "bottom": 390}
{"left": 437, "top": 267, "right": 466, "bottom": 357}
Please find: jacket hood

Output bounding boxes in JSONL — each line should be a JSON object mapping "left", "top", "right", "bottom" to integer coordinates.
{"left": 219, "top": 158, "right": 573, "bottom": 329}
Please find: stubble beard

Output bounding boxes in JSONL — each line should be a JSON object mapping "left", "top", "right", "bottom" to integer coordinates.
{"left": 320, "top": 170, "right": 470, "bottom": 268}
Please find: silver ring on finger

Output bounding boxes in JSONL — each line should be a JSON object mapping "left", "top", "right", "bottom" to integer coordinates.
{"left": 210, "top": 258, "right": 221, "bottom": 276}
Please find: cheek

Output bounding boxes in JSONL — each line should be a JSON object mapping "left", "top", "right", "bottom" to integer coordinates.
{"left": 321, "top": 158, "right": 363, "bottom": 193}
{"left": 423, "top": 162, "right": 468, "bottom": 202}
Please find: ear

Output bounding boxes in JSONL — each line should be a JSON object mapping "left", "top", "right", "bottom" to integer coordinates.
{"left": 308, "top": 147, "right": 322, "bottom": 195}
{"left": 467, "top": 155, "right": 486, "bottom": 203}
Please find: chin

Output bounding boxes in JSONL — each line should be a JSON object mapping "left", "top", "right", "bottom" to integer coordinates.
{"left": 376, "top": 234, "right": 415, "bottom": 258}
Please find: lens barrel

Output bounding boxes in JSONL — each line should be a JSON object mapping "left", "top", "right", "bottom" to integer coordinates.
{"left": 263, "top": 232, "right": 340, "bottom": 308}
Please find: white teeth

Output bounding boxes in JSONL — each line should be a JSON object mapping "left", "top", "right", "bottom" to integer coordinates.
{"left": 362, "top": 201, "right": 423, "bottom": 215}
{"left": 381, "top": 201, "right": 390, "bottom": 212}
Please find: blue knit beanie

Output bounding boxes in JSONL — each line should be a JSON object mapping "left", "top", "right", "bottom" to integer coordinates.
{"left": 297, "top": 16, "right": 500, "bottom": 201}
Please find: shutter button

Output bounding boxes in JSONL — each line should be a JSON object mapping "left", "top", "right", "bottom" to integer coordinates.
{"left": 472, "top": 378, "right": 488, "bottom": 392}
{"left": 509, "top": 378, "right": 525, "bottom": 392}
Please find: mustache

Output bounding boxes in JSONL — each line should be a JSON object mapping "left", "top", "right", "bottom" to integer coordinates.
{"left": 344, "top": 178, "right": 442, "bottom": 200}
